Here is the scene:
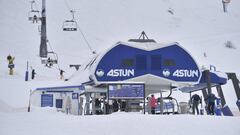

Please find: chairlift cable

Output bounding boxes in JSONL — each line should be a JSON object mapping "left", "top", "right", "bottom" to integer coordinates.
{"left": 28, "top": 0, "right": 41, "bottom": 21}
{"left": 64, "top": 0, "right": 72, "bottom": 12}
{"left": 30, "top": 0, "right": 35, "bottom": 11}
{"left": 76, "top": 24, "right": 95, "bottom": 54}
{"left": 63, "top": 0, "right": 96, "bottom": 54}
{"left": 33, "top": 0, "right": 41, "bottom": 17}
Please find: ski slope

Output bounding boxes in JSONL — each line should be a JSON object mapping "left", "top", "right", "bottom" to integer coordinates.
{"left": 1, "top": 0, "right": 239, "bottom": 108}
{"left": 0, "top": 0, "right": 240, "bottom": 134}
{"left": 0, "top": 108, "right": 240, "bottom": 135}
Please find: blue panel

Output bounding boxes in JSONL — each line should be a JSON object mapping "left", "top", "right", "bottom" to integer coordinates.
{"left": 236, "top": 100, "right": 240, "bottom": 110}
{"left": 41, "top": 94, "right": 53, "bottom": 107}
{"left": 222, "top": 105, "right": 234, "bottom": 116}
{"left": 136, "top": 55, "right": 147, "bottom": 70}
{"left": 164, "top": 102, "right": 174, "bottom": 109}
{"left": 95, "top": 44, "right": 201, "bottom": 82}
{"left": 151, "top": 55, "right": 161, "bottom": 70}
{"left": 56, "top": 99, "right": 63, "bottom": 108}
{"left": 199, "top": 72, "right": 227, "bottom": 84}
{"left": 72, "top": 93, "right": 79, "bottom": 99}
{"left": 179, "top": 71, "right": 227, "bottom": 93}
{"left": 109, "top": 84, "right": 144, "bottom": 99}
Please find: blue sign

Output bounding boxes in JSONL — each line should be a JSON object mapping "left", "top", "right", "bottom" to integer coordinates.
{"left": 72, "top": 93, "right": 79, "bottom": 99}
{"left": 95, "top": 43, "right": 201, "bottom": 83}
{"left": 41, "top": 94, "right": 53, "bottom": 107}
{"left": 56, "top": 99, "right": 63, "bottom": 108}
{"left": 108, "top": 84, "right": 144, "bottom": 99}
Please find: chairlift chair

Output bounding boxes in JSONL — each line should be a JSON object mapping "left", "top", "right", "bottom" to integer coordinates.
{"left": 41, "top": 51, "right": 58, "bottom": 67}
{"left": 63, "top": 10, "right": 78, "bottom": 31}
{"left": 28, "top": 10, "right": 41, "bottom": 22}
{"left": 62, "top": 20, "right": 78, "bottom": 31}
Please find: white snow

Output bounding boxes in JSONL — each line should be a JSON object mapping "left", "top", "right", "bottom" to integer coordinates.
{"left": 0, "top": 0, "right": 240, "bottom": 134}
{"left": 0, "top": 108, "right": 240, "bottom": 135}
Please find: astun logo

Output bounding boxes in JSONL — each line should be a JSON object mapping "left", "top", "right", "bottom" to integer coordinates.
{"left": 96, "top": 69, "right": 104, "bottom": 77}
{"left": 163, "top": 69, "right": 171, "bottom": 77}
{"left": 173, "top": 69, "right": 199, "bottom": 78}
{"left": 107, "top": 69, "right": 134, "bottom": 77}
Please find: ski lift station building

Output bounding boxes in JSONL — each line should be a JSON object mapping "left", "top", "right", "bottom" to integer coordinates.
{"left": 32, "top": 39, "right": 230, "bottom": 115}
{"left": 89, "top": 41, "right": 227, "bottom": 95}
{"left": 31, "top": 85, "right": 85, "bottom": 115}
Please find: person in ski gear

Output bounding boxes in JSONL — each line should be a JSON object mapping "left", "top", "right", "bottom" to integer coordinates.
{"left": 112, "top": 100, "right": 119, "bottom": 112}
{"left": 60, "top": 69, "right": 65, "bottom": 80}
{"left": 120, "top": 100, "right": 126, "bottom": 111}
{"left": 191, "top": 94, "right": 201, "bottom": 115}
{"left": 146, "top": 97, "right": 151, "bottom": 114}
{"left": 31, "top": 69, "right": 36, "bottom": 80}
{"left": 65, "top": 96, "right": 72, "bottom": 114}
{"left": 205, "top": 93, "right": 217, "bottom": 115}
{"left": 32, "top": 15, "right": 38, "bottom": 23}
{"left": 150, "top": 94, "right": 157, "bottom": 114}
{"left": 46, "top": 57, "right": 53, "bottom": 67}
{"left": 95, "top": 98, "right": 102, "bottom": 114}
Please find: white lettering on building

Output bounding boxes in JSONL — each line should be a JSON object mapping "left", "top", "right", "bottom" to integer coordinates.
{"left": 173, "top": 69, "right": 199, "bottom": 78}
{"left": 107, "top": 69, "right": 135, "bottom": 77}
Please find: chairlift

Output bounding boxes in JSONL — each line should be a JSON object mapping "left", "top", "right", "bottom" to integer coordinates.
{"left": 28, "top": 10, "right": 41, "bottom": 22}
{"left": 62, "top": 10, "right": 78, "bottom": 31}
{"left": 62, "top": 20, "right": 78, "bottom": 31}
{"left": 28, "top": 1, "right": 41, "bottom": 23}
{"left": 41, "top": 51, "right": 58, "bottom": 67}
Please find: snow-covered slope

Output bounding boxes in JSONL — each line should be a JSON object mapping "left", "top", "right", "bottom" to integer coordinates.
{"left": 0, "top": 109, "right": 240, "bottom": 135}
{"left": 1, "top": 0, "right": 240, "bottom": 135}
{"left": 0, "top": 0, "right": 240, "bottom": 108}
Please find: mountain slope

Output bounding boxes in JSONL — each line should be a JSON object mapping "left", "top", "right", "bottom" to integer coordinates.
{"left": 0, "top": 0, "right": 240, "bottom": 108}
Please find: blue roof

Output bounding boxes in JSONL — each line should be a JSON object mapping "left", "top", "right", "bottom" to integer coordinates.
{"left": 179, "top": 71, "right": 227, "bottom": 93}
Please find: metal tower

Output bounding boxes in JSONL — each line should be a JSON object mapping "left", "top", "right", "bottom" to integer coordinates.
{"left": 39, "top": 0, "right": 48, "bottom": 58}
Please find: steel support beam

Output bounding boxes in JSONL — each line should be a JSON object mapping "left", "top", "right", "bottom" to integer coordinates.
{"left": 216, "top": 85, "right": 226, "bottom": 106}
{"left": 227, "top": 73, "right": 240, "bottom": 100}
{"left": 39, "top": 0, "right": 48, "bottom": 58}
{"left": 204, "top": 70, "right": 212, "bottom": 94}
{"left": 227, "top": 73, "right": 240, "bottom": 111}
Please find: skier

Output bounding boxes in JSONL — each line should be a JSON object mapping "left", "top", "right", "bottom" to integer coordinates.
{"left": 146, "top": 97, "right": 152, "bottom": 114}
{"left": 95, "top": 98, "right": 102, "bottom": 114}
{"left": 60, "top": 69, "right": 65, "bottom": 80}
{"left": 31, "top": 69, "right": 36, "bottom": 80}
{"left": 150, "top": 94, "right": 157, "bottom": 114}
{"left": 205, "top": 93, "right": 217, "bottom": 115}
{"left": 65, "top": 96, "right": 72, "bottom": 114}
{"left": 120, "top": 100, "right": 126, "bottom": 111}
{"left": 32, "top": 15, "right": 38, "bottom": 23}
{"left": 191, "top": 94, "right": 201, "bottom": 115}
{"left": 112, "top": 100, "right": 119, "bottom": 112}
{"left": 45, "top": 57, "right": 53, "bottom": 67}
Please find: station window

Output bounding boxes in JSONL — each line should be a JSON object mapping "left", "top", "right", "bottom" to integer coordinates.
{"left": 122, "top": 58, "right": 134, "bottom": 67}
{"left": 56, "top": 99, "right": 63, "bottom": 108}
{"left": 164, "top": 59, "right": 176, "bottom": 66}
{"left": 136, "top": 55, "right": 147, "bottom": 70}
{"left": 151, "top": 55, "right": 161, "bottom": 70}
